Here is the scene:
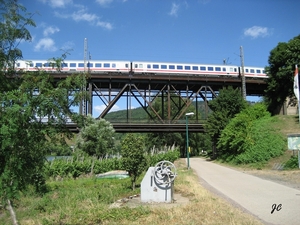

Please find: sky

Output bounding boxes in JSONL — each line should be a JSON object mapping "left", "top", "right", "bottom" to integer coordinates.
{"left": 18, "top": 0, "right": 300, "bottom": 116}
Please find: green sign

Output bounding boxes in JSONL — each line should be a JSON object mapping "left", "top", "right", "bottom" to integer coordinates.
{"left": 287, "top": 134, "right": 300, "bottom": 150}
{"left": 287, "top": 134, "right": 300, "bottom": 169}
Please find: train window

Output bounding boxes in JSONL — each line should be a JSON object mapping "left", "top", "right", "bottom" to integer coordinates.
{"left": 70, "top": 63, "right": 76, "bottom": 67}
{"left": 35, "top": 63, "right": 42, "bottom": 67}
{"left": 153, "top": 64, "right": 159, "bottom": 69}
{"left": 169, "top": 65, "right": 175, "bottom": 69}
{"left": 185, "top": 66, "right": 191, "bottom": 70}
{"left": 215, "top": 67, "right": 221, "bottom": 71}
{"left": 88, "top": 63, "right": 93, "bottom": 67}
{"left": 28, "top": 62, "right": 33, "bottom": 67}
{"left": 234, "top": 68, "right": 237, "bottom": 72}
{"left": 16, "top": 63, "right": 20, "bottom": 67}
{"left": 43, "top": 63, "right": 49, "bottom": 67}
{"left": 250, "top": 69, "right": 255, "bottom": 73}
{"left": 147, "top": 64, "right": 151, "bottom": 68}
{"left": 78, "top": 63, "right": 84, "bottom": 67}
{"left": 256, "top": 69, "right": 261, "bottom": 73}
{"left": 177, "top": 65, "right": 183, "bottom": 70}
{"left": 125, "top": 64, "right": 128, "bottom": 68}
{"left": 95, "top": 63, "right": 101, "bottom": 67}
{"left": 138, "top": 64, "right": 143, "bottom": 68}
{"left": 192, "top": 66, "right": 198, "bottom": 70}
{"left": 61, "top": 63, "right": 68, "bottom": 67}
{"left": 104, "top": 63, "right": 110, "bottom": 68}
{"left": 245, "top": 68, "right": 249, "bottom": 73}
{"left": 112, "top": 63, "right": 116, "bottom": 68}
{"left": 208, "top": 67, "right": 213, "bottom": 71}
{"left": 262, "top": 70, "right": 265, "bottom": 73}
{"left": 222, "top": 67, "right": 226, "bottom": 72}
{"left": 161, "top": 65, "right": 167, "bottom": 69}
{"left": 200, "top": 66, "right": 206, "bottom": 71}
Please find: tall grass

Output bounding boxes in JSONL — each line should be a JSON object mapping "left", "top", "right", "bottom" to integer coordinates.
{"left": 0, "top": 159, "right": 263, "bottom": 225}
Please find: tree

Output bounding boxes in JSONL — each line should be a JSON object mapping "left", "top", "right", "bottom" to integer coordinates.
{"left": 264, "top": 35, "right": 300, "bottom": 114}
{"left": 75, "top": 115, "right": 116, "bottom": 158}
{"left": 0, "top": 2, "right": 87, "bottom": 224}
{"left": 121, "top": 134, "right": 147, "bottom": 190}
{"left": 0, "top": 0, "right": 36, "bottom": 92}
{"left": 205, "top": 86, "right": 247, "bottom": 157}
{"left": 0, "top": 70, "right": 86, "bottom": 224}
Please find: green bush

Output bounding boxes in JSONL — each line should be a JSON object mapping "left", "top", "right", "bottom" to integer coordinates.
{"left": 218, "top": 104, "right": 285, "bottom": 164}
{"left": 233, "top": 116, "right": 285, "bottom": 164}
{"left": 44, "top": 149, "right": 180, "bottom": 179}
{"left": 284, "top": 156, "right": 299, "bottom": 169}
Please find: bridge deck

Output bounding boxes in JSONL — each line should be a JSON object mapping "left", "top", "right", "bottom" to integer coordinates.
{"left": 66, "top": 123, "right": 204, "bottom": 133}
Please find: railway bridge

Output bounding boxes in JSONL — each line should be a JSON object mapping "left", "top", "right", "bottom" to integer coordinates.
{"left": 53, "top": 71, "right": 266, "bottom": 133}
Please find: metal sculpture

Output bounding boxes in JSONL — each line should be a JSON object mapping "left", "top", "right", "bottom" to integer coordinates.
{"left": 141, "top": 160, "right": 177, "bottom": 203}
{"left": 153, "top": 160, "right": 177, "bottom": 185}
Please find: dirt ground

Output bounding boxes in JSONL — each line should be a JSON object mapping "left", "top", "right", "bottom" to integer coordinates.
{"left": 241, "top": 169, "right": 300, "bottom": 190}
{"left": 109, "top": 193, "right": 190, "bottom": 209}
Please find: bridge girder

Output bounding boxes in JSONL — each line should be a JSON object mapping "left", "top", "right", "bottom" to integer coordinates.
{"left": 52, "top": 72, "right": 266, "bottom": 132}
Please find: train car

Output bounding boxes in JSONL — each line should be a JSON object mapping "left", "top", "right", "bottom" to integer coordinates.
{"left": 243, "top": 66, "right": 267, "bottom": 78}
{"left": 16, "top": 60, "right": 131, "bottom": 73}
{"left": 16, "top": 59, "right": 267, "bottom": 79}
{"left": 131, "top": 61, "right": 240, "bottom": 77}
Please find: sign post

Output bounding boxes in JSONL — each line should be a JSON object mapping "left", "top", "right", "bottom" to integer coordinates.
{"left": 287, "top": 134, "right": 300, "bottom": 168}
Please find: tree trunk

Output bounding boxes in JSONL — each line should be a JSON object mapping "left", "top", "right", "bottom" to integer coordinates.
{"left": 7, "top": 199, "right": 18, "bottom": 225}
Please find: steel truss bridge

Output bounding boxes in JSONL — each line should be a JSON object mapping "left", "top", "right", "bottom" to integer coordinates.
{"left": 53, "top": 72, "right": 266, "bottom": 133}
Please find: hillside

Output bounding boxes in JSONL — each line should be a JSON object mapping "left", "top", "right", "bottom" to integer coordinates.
{"left": 273, "top": 115, "right": 300, "bottom": 135}
{"left": 105, "top": 101, "right": 210, "bottom": 120}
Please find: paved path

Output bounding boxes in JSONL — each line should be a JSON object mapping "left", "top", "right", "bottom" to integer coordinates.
{"left": 190, "top": 158, "right": 300, "bottom": 225}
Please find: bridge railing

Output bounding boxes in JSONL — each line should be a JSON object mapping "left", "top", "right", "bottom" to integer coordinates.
{"left": 105, "top": 118, "right": 206, "bottom": 124}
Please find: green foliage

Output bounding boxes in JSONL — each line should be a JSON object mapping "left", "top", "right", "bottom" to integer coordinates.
{"left": 206, "top": 86, "right": 247, "bottom": 139}
{"left": 264, "top": 35, "right": 300, "bottom": 113}
{"left": 45, "top": 142, "right": 72, "bottom": 156}
{"left": 44, "top": 149, "right": 180, "bottom": 180}
{"left": 0, "top": 0, "right": 36, "bottom": 73}
{"left": 121, "top": 134, "right": 147, "bottom": 190}
{"left": 75, "top": 115, "right": 116, "bottom": 158}
{"left": 0, "top": 64, "right": 86, "bottom": 207}
{"left": 218, "top": 104, "right": 286, "bottom": 164}
{"left": 284, "top": 155, "right": 299, "bottom": 169}
{"left": 146, "top": 148, "right": 180, "bottom": 166}
{"left": 218, "top": 103, "right": 270, "bottom": 155}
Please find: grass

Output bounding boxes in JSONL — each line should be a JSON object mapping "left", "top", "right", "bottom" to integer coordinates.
{"left": 0, "top": 159, "right": 263, "bottom": 225}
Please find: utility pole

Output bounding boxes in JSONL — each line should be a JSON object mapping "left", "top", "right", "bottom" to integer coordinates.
{"left": 81, "top": 38, "right": 88, "bottom": 115}
{"left": 240, "top": 46, "right": 246, "bottom": 100}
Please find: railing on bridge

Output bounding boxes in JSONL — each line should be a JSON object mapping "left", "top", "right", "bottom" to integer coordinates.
{"left": 38, "top": 117, "right": 205, "bottom": 133}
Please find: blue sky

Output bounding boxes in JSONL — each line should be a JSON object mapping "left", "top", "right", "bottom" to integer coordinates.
{"left": 19, "top": 0, "right": 300, "bottom": 116}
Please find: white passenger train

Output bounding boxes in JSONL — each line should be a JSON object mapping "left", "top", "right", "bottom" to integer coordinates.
{"left": 15, "top": 60, "right": 267, "bottom": 78}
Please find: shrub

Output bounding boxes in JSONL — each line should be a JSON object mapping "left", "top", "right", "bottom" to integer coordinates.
{"left": 284, "top": 156, "right": 299, "bottom": 169}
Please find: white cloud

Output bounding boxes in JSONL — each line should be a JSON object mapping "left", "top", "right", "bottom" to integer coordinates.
{"left": 43, "top": 26, "right": 60, "bottom": 36}
{"left": 72, "top": 9, "right": 98, "bottom": 22}
{"left": 94, "top": 104, "right": 121, "bottom": 114}
{"left": 244, "top": 26, "right": 272, "bottom": 39}
{"left": 96, "top": 21, "right": 113, "bottom": 30}
{"left": 96, "top": 0, "right": 113, "bottom": 7}
{"left": 34, "top": 38, "right": 57, "bottom": 52}
{"left": 169, "top": 3, "right": 179, "bottom": 17}
{"left": 61, "top": 41, "right": 74, "bottom": 51}
{"left": 55, "top": 7, "right": 113, "bottom": 30}
{"left": 39, "top": 0, "right": 73, "bottom": 8}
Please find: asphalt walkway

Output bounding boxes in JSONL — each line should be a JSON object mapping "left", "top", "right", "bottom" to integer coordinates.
{"left": 190, "top": 158, "right": 300, "bottom": 225}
